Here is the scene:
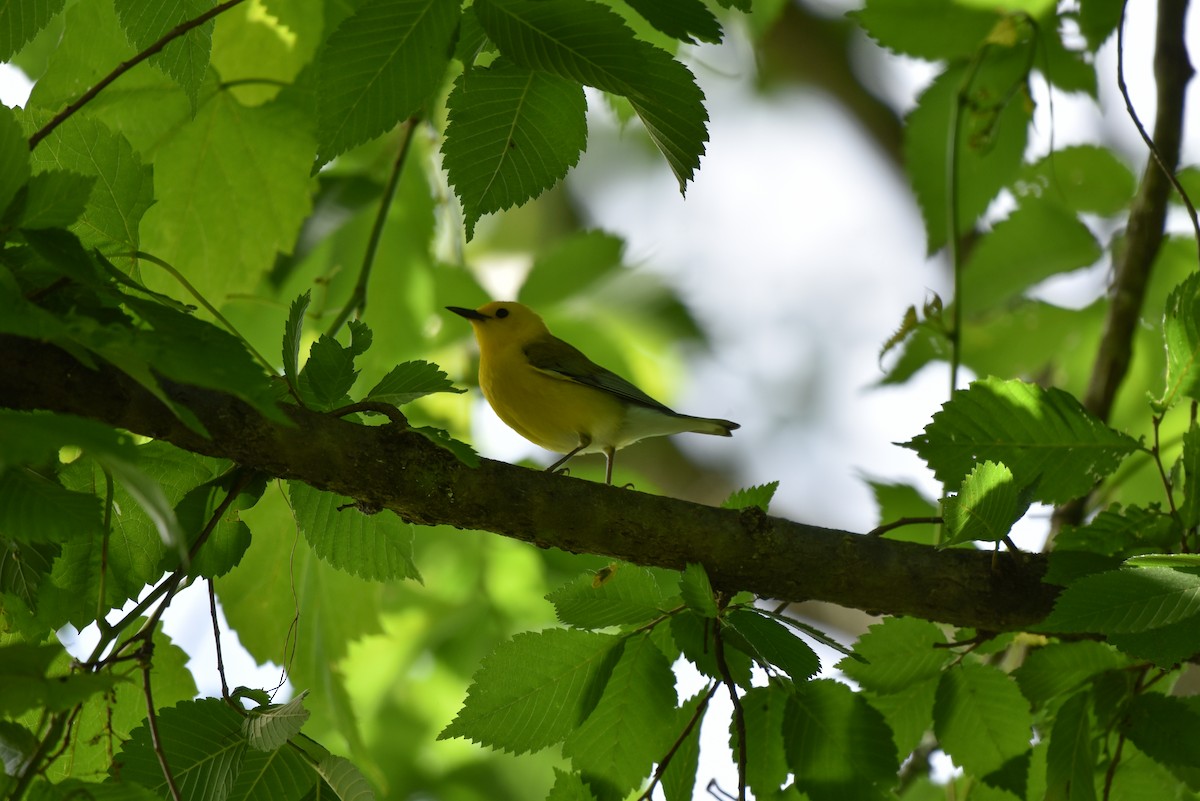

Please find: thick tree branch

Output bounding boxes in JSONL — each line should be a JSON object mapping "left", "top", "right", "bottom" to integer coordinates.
{"left": 0, "top": 335, "right": 1060, "bottom": 632}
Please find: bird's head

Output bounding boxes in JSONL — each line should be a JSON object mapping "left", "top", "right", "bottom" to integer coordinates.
{"left": 446, "top": 301, "right": 550, "bottom": 351}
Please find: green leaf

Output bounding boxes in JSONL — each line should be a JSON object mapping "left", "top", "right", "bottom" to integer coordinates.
{"left": 662, "top": 691, "right": 707, "bottom": 801}
{"left": 137, "top": 93, "right": 315, "bottom": 305}
{"left": 1012, "top": 641, "right": 1128, "bottom": 706}
{"left": 299, "top": 334, "right": 359, "bottom": 410}
{"left": 933, "top": 663, "right": 1031, "bottom": 778}
{"left": 229, "top": 739, "right": 319, "bottom": 801}
{"left": 439, "top": 629, "right": 622, "bottom": 754}
{"left": 517, "top": 230, "right": 625, "bottom": 309}
{"left": 837, "top": 617, "right": 952, "bottom": 694}
{"left": 784, "top": 678, "right": 899, "bottom": 799}
{"left": 867, "top": 480, "right": 939, "bottom": 544}
{"left": 1055, "top": 504, "right": 1177, "bottom": 559}
{"left": 962, "top": 199, "right": 1102, "bottom": 315}
{"left": 942, "top": 460, "right": 1033, "bottom": 545}
{"left": 16, "top": 170, "right": 96, "bottom": 229}
{"left": 864, "top": 677, "right": 939, "bottom": 759}
{"left": 1078, "top": 0, "right": 1123, "bottom": 50}
{"left": 905, "top": 53, "right": 1032, "bottom": 254}
{"left": 314, "top": 755, "right": 375, "bottom": 801}
{"left": 670, "top": 610, "right": 752, "bottom": 687}
{"left": 411, "top": 426, "right": 481, "bottom": 467}
{"left": 903, "top": 377, "right": 1141, "bottom": 505}
{"left": 546, "top": 563, "right": 673, "bottom": 629}
{"left": 27, "top": 779, "right": 162, "bottom": 801}
{"left": 1123, "top": 693, "right": 1200, "bottom": 770}
{"left": 1125, "top": 553, "right": 1200, "bottom": 569}
{"left": 725, "top": 609, "right": 820, "bottom": 681}
{"left": 1177, "top": 426, "right": 1200, "bottom": 529}
{"left": 0, "top": 720, "right": 37, "bottom": 776}
{"left": 546, "top": 768, "right": 598, "bottom": 801}
{"left": 737, "top": 682, "right": 789, "bottom": 798}
{"left": 114, "top": 698, "right": 247, "bottom": 800}
{"left": 1018, "top": 145, "right": 1136, "bottom": 216}
{"left": 679, "top": 562, "right": 718, "bottom": 617}
{"left": 113, "top": 0, "right": 212, "bottom": 105}
{"left": 1106, "top": 611, "right": 1200, "bottom": 668}
{"left": 0, "top": 0, "right": 65, "bottom": 61}
{"left": 0, "top": 467, "right": 100, "bottom": 544}
{"left": 1044, "top": 692, "right": 1097, "bottom": 801}
{"left": 0, "top": 643, "right": 116, "bottom": 718}
{"left": 0, "top": 104, "right": 31, "bottom": 221}
{"left": 562, "top": 632, "right": 677, "bottom": 795}
{"left": 475, "top": 0, "right": 708, "bottom": 192}
{"left": 27, "top": 115, "right": 154, "bottom": 252}
{"left": 1160, "top": 273, "right": 1200, "bottom": 408}
{"left": 243, "top": 691, "right": 311, "bottom": 752}
{"left": 315, "top": 0, "right": 460, "bottom": 163}
{"left": 365, "top": 360, "right": 465, "bottom": 406}
{"left": 0, "top": 411, "right": 137, "bottom": 471}
{"left": 1038, "top": 567, "right": 1200, "bottom": 634}
{"left": 624, "top": 0, "right": 722, "bottom": 44}
{"left": 853, "top": 0, "right": 1000, "bottom": 60}
{"left": 288, "top": 482, "right": 420, "bottom": 583}
{"left": 443, "top": 59, "right": 587, "bottom": 239}
{"left": 283, "top": 291, "right": 311, "bottom": 398}
{"left": 722, "top": 481, "right": 780, "bottom": 512}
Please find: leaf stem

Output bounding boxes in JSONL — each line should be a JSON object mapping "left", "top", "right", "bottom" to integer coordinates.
{"left": 28, "top": 0, "right": 248, "bottom": 150}
{"left": 326, "top": 117, "right": 421, "bottom": 338}
{"left": 636, "top": 683, "right": 718, "bottom": 801}
{"left": 712, "top": 622, "right": 746, "bottom": 801}
{"left": 208, "top": 579, "right": 231, "bottom": 701}
{"left": 141, "top": 642, "right": 184, "bottom": 801}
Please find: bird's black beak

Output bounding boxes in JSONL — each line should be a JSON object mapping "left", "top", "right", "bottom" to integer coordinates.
{"left": 446, "top": 306, "right": 488, "bottom": 321}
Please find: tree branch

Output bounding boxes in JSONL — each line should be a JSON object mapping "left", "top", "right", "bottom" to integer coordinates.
{"left": 0, "top": 335, "right": 1061, "bottom": 632}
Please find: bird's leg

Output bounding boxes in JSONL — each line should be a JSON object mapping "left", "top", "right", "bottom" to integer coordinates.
{"left": 603, "top": 446, "right": 615, "bottom": 485}
{"left": 546, "top": 434, "right": 591, "bottom": 475}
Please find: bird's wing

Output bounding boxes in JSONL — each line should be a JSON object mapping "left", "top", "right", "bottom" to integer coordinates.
{"left": 524, "top": 337, "right": 676, "bottom": 413}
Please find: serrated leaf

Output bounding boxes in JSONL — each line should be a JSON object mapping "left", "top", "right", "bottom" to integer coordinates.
{"left": 26, "top": 779, "right": 163, "bottom": 800}
{"left": 27, "top": 115, "right": 153, "bottom": 252}
{"left": 243, "top": 691, "right": 310, "bottom": 752}
{"left": 1045, "top": 691, "right": 1097, "bottom": 801}
{"left": 229, "top": 738, "right": 319, "bottom": 801}
{"left": 905, "top": 53, "right": 1032, "bottom": 254}
{"left": 138, "top": 93, "right": 314, "bottom": 305}
{"left": 1018, "top": 145, "right": 1136, "bottom": 216}
{"left": 0, "top": 104, "right": 30, "bottom": 220}
{"left": 113, "top": 0, "right": 212, "bottom": 105}
{"left": 1177, "top": 426, "right": 1200, "bottom": 529}
{"left": 299, "top": 334, "right": 358, "bottom": 411}
{"left": 1012, "top": 641, "right": 1128, "bottom": 706}
{"left": 288, "top": 482, "right": 420, "bottom": 583}
{"left": 679, "top": 562, "right": 718, "bottom": 617}
{"left": 444, "top": 59, "right": 586, "bottom": 239}
{"left": 439, "top": 629, "right": 621, "bottom": 754}
{"left": 1125, "top": 553, "right": 1200, "bottom": 568}
{"left": 0, "top": 468, "right": 100, "bottom": 544}
{"left": 315, "top": 755, "right": 375, "bottom": 801}
{"left": 962, "top": 199, "right": 1102, "bottom": 315}
{"left": 722, "top": 481, "right": 779, "bottom": 512}
{"left": 838, "top": 617, "right": 952, "bottom": 694}
{"left": 784, "top": 678, "right": 899, "bottom": 799}
{"left": 853, "top": 0, "right": 1000, "bottom": 60}
{"left": 546, "top": 768, "right": 597, "bottom": 801}
{"left": 1106, "top": 612, "right": 1200, "bottom": 668}
{"left": 1038, "top": 567, "right": 1200, "bottom": 634}
{"left": 625, "top": 0, "right": 721, "bottom": 44}
{"left": 662, "top": 691, "right": 707, "bottom": 801}
{"left": 561, "top": 632, "right": 677, "bottom": 794}
{"left": 942, "top": 460, "right": 1033, "bottom": 545}
{"left": 864, "top": 677, "right": 939, "bottom": 759}
{"left": 365, "top": 360, "right": 465, "bottom": 406}
{"left": 933, "top": 663, "right": 1031, "bottom": 777}
{"left": 903, "top": 377, "right": 1141, "bottom": 505}
{"left": 1123, "top": 694, "right": 1200, "bottom": 769}
{"left": 670, "top": 610, "right": 752, "bottom": 687}
{"left": 114, "top": 698, "right": 247, "bottom": 800}
{"left": 16, "top": 170, "right": 94, "bottom": 230}
{"left": 410, "top": 426, "right": 481, "bottom": 467}
{"left": 1055, "top": 504, "right": 1177, "bottom": 558}
{"left": 283, "top": 291, "right": 310, "bottom": 398}
{"left": 726, "top": 609, "right": 819, "bottom": 681}
{"left": 315, "top": 0, "right": 460, "bottom": 163}
{"left": 737, "top": 682, "right": 789, "bottom": 797}
{"left": 0, "top": 0, "right": 65, "bottom": 61}
{"left": 547, "top": 563, "right": 673, "bottom": 628}
{"left": 1160, "top": 273, "right": 1200, "bottom": 408}
{"left": 1078, "top": 0, "right": 1122, "bottom": 49}
{"left": 474, "top": 0, "right": 708, "bottom": 192}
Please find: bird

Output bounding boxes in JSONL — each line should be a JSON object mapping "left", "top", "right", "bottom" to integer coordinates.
{"left": 447, "top": 301, "right": 739, "bottom": 485}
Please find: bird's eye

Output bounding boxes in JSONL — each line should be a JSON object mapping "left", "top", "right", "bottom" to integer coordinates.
{"left": 495, "top": 307, "right": 509, "bottom": 319}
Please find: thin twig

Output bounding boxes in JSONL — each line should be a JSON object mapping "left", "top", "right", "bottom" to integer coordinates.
{"left": 637, "top": 683, "right": 719, "bottom": 801}
{"left": 29, "top": 0, "right": 248, "bottom": 149}
{"left": 712, "top": 623, "right": 746, "bottom": 801}
{"left": 867, "top": 516, "right": 943, "bottom": 538}
{"left": 327, "top": 400, "right": 409, "bottom": 427}
{"left": 96, "top": 468, "right": 115, "bottom": 632}
{"left": 208, "top": 579, "right": 231, "bottom": 701}
{"left": 141, "top": 645, "right": 184, "bottom": 801}
{"left": 326, "top": 117, "right": 421, "bottom": 338}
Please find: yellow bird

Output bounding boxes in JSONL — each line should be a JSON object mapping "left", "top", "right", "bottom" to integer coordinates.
{"left": 448, "top": 301, "right": 739, "bottom": 485}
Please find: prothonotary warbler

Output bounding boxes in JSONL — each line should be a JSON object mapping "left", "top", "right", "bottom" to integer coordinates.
{"left": 447, "top": 301, "right": 739, "bottom": 485}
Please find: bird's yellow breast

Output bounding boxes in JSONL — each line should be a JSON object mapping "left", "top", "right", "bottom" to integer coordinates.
{"left": 479, "top": 345, "right": 626, "bottom": 455}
